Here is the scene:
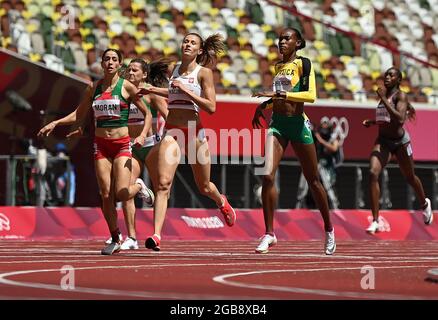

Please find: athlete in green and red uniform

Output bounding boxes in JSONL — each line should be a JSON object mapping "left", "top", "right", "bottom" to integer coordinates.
{"left": 38, "top": 49, "right": 153, "bottom": 255}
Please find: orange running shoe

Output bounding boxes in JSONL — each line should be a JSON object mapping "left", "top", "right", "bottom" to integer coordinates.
{"left": 219, "top": 195, "right": 236, "bottom": 227}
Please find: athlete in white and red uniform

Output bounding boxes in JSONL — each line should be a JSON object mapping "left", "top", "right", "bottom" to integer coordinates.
{"left": 138, "top": 33, "right": 237, "bottom": 251}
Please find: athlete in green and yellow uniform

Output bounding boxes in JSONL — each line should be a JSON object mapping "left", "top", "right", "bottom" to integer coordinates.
{"left": 252, "top": 28, "right": 335, "bottom": 255}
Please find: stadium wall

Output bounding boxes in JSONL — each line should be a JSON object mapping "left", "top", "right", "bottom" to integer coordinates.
{"left": 1, "top": 49, "right": 437, "bottom": 207}
{"left": 0, "top": 206, "right": 437, "bottom": 241}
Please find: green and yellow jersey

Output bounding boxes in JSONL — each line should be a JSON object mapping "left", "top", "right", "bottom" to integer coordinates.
{"left": 271, "top": 56, "right": 316, "bottom": 104}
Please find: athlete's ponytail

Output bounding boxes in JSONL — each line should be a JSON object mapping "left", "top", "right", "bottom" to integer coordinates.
{"left": 124, "top": 58, "right": 169, "bottom": 87}
{"left": 185, "top": 33, "right": 225, "bottom": 68}
{"left": 147, "top": 59, "right": 170, "bottom": 88}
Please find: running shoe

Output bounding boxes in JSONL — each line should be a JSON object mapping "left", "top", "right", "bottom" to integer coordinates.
{"left": 120, "top": 237, "right": 139, "bottom": 250}
{"left": 325, "top": 228, "right": 336, "bottom": 255}
{"left": 136, "top": 178, "right": 155, "bottom": 207}
{"left": 366, "top": 220, "right": 379, "bottom": 234}
{"left": 105, "top": 231, "right": 122, "bottom": 245}
{"left": 423, "top": 198, "right": 433, "bottom": 225}
{"left": 219, "top": 195, "right": 236, "bottom": 227}
{"left": 145, "top": 234, "right": 161, "bottom": 251}
{"left": 255, "top": 234, "right": 277, "bottom": 254}
{"left": 101, "top": 241, "right": 121, "bottom": 255}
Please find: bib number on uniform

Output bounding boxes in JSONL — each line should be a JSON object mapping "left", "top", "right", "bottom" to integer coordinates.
{"left": 93, "top": 99, "right": 121, "bottom": 118}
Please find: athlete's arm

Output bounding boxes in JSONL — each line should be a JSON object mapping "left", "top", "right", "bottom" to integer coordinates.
{"left": 362, "top": 119, "right": 376, "bottom": 128}
{"left": 283, "top": 62, "right": 316, "bottom": 103}
{"left": 150, "top": 93, "right": 168, "bottom": 120}
{"left": 376, "top": 88, "right": 407, "bottom": 124}
{"left": 138, "top": 84, "right": 169, "bottom": 98}
{"left": 124, "top": 81, "right": 152, "bottom": 144}
{"left": 169, "top": 67, "right": 216, "bottom": 114}
{"left": 37, "top": 84, "right": 93, "bottom": 137}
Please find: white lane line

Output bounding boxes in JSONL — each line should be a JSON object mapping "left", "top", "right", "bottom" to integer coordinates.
{"left": 213, "top": 266, "right": 438, "bottom": 300}
{"left": 1, "top": 259, "right": 438, "bottom": 267}
{"left": 0, "top": 264, "right": 274, "bottom": 300}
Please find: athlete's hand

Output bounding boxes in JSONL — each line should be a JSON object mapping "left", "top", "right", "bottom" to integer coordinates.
{"left": 376, "top": 86, "right": 386, "bottom": 99}
{"left": 252, "top": 91, "right": 274, "bottom": 98}
{"left": 37, "top": 121, "right": 57, "bottom": 137}
{"left": 137, "top": 84, "right": 153, "bottom": 97}
{"left": 133, "top": 134, "right": 146, "bottom": 147}
{"left": 170, "top": 80, "right": 188, "bottom": 93}
{"left": 362, "top": 119, "right": 375, "bottom": 128}
{"left": 66, "top": 127, "right": 83, "bottom": 139}
{"left": 252, "top": 106, "right": 266, "bottom": 129}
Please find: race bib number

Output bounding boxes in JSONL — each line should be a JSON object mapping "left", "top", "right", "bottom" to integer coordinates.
{"left": 129, "top": 103, "right": 144, "bottom": 121}
{"left": 93, "top": 99, "right": 121, "bottom": 118}
{"left": 376, "top": 105, "right": 390, "bottom": 123}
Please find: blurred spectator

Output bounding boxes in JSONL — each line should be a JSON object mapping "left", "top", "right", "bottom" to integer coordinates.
{"left": 296, "top": 118, "right": 342, "bottom": 209}
{"left": 44, "top": 143, "right": 76, "bottom": 206}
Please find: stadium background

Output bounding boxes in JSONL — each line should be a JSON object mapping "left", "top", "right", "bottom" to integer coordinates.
{"left": 0, "top": 0, "right": 437, "bottom": 210}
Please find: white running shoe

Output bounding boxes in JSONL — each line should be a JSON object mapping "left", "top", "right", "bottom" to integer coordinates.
{"left": 423, "top": 198, "right": 433, "bottom": 225}
{"left": 120, "top": 237, "right": 139, "bottom": 250}
{"left": 101, "top": 241, "right": 121, "bottom": 255}
{"left": 105, "top": 232, "right": 123, "bottom": 245}
{"left": 136, "top": 178, "right": 155, "bottom": 207}
{"left": 255, "top": 234, "right": 277, "bottom": 254}
{"left": 325, "top": 228, "right": 336, "bottom": 255}
{"left": 366, "top": 220, "right": 379, "bottom": 234}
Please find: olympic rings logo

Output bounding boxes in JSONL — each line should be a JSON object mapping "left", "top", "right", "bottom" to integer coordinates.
{"left": 319, "top": 116, "right": 349, "bottom": 143}
{"left": 0, "top": 213, "right": 11, "bottom": 231}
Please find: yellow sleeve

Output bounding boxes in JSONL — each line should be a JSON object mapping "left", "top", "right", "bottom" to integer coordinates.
{"left": 285, "top": 60, "right": 316, "bottom": 103}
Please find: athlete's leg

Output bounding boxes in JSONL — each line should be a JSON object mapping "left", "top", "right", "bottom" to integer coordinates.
{"left": 121, "top": 156, "right": 143, "bottom": 240}
{"left": 113, "top": 156, "right": 143, "bottom": 202}
{"left": 152, "top": 136, "right": 180, "bottom": 237}
{"left": 292, "top": 142, "right": 333, "bottom": 232}
{"left": 190, "top": 137, "right": 222, "bottom": 206}
{"left": 395, "top": 143, "right": 426, "bottom": 206}
{"left": 145, "top": 144, "right": 159, "bottom": 193}
{"left": 95, "top": 157, "right": 119, "bottom": 239}
{"left": 260, "top": 134, "right": 287, "bottom": 234}
{"left": 369, "top": 143, "right": 391, "bottom": 222}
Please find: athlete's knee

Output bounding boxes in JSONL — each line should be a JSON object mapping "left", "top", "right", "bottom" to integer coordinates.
{"left": 307, "top": 177, "right": 321, "bottom": 190}
{"left": 262, "top": 174, "right": 276, "bottom": 186}
{"left": 369, "top": 168, "right": 380, "bottom": 181}
{"left": 157, "top": 176, "right": 172, "bottom": 193}
{"left": 197, "top": 182, "right": 213, "bottom": 196}
{"left": 116, "top": 188, "right": 129, "bottom": 202}
{"left": 99, "top": 188, "right": 112, "bottom": 200}
{"left": 404, "top": 174, "right": 418, "bottom": 185}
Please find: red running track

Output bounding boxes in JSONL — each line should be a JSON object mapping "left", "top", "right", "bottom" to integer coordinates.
{"left": 0, "top": 240, "right": 437, "bottom": 300}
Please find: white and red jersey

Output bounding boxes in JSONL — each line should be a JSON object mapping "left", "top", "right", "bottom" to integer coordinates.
{"left": 168, "top": 63, "right": 202, "bottom": 113}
